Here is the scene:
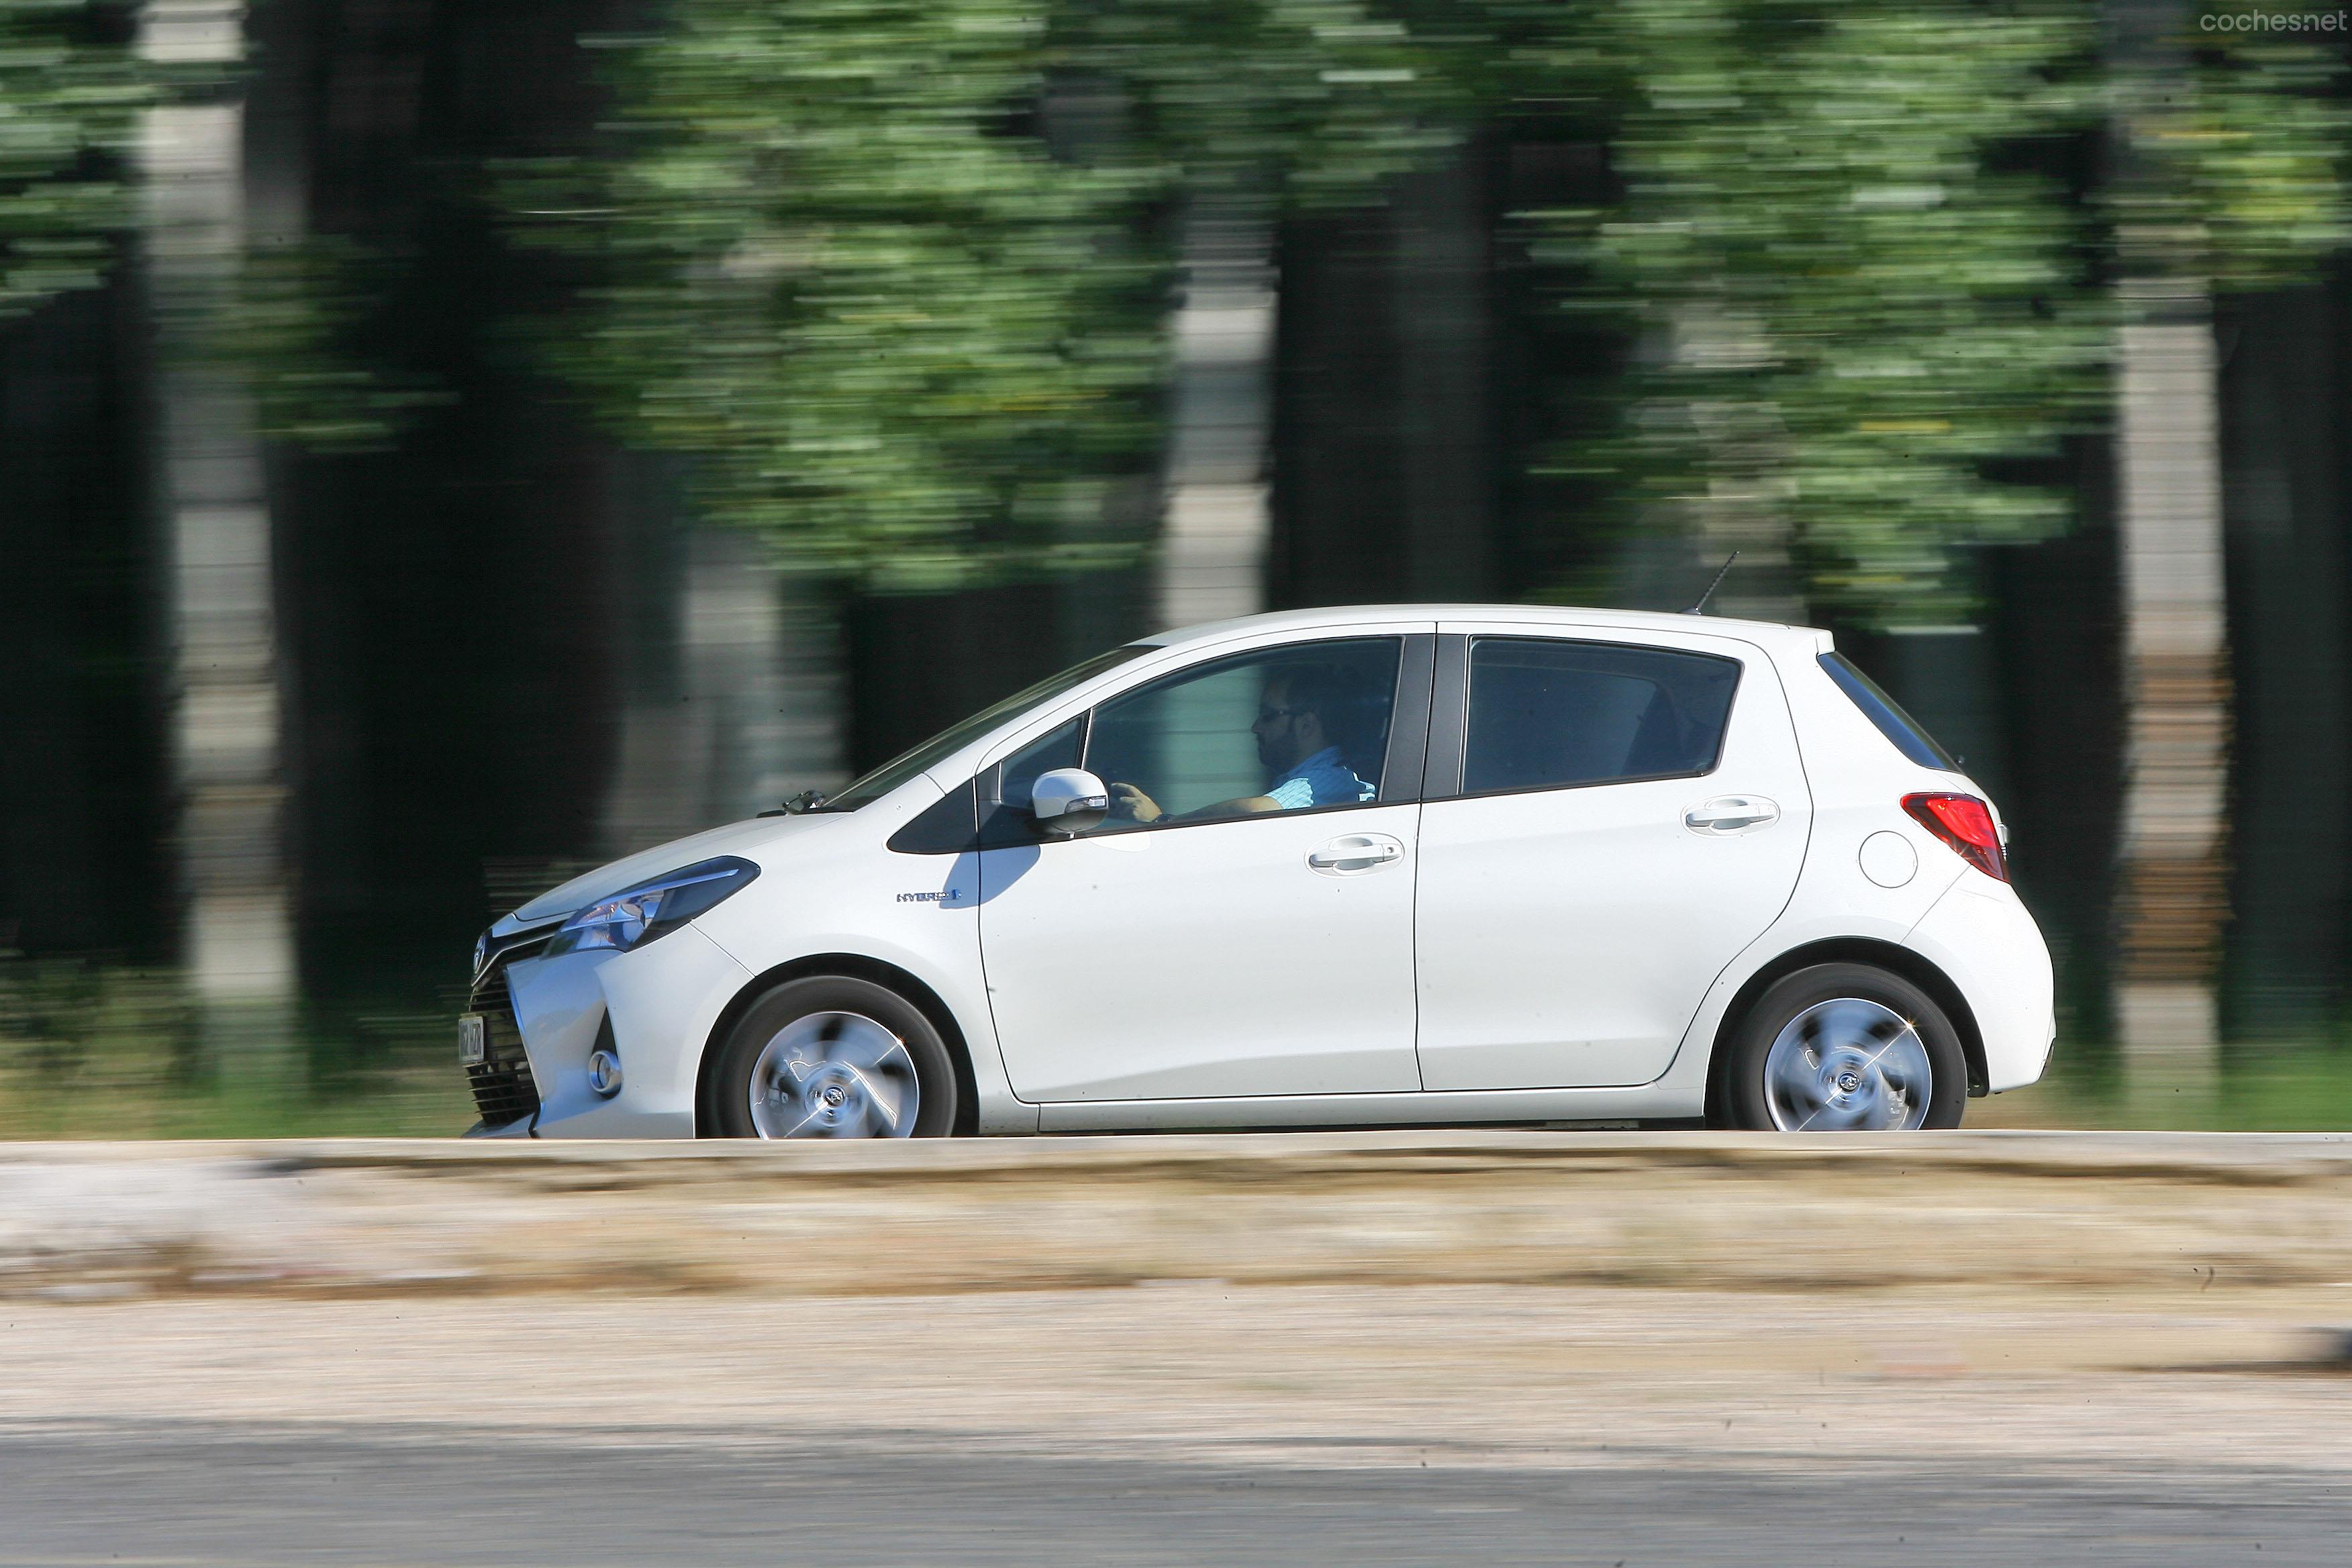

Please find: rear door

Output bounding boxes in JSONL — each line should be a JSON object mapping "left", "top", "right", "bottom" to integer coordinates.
{"left": 1413, "top": 624, "right": 1810, "bottom": 1090}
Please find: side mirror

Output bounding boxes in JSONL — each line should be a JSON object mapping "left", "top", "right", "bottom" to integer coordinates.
{"left": 1030, "top": 768, "right": 1110, "bottom": 836}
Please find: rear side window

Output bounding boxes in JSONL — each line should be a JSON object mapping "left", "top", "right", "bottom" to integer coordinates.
{"left": 1464, "top": 639, "right": 1741, "bottom": 795}
{"left": 1818, "top": 652, "right": 1957, "bottom": 771}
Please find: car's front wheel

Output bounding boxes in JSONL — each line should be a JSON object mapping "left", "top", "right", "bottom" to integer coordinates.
{"left": 702, "top": 975, "right": 959, "bottom": 1138}
{"left": 1717, "top": 962, "right": 1967, "bottom": 1132}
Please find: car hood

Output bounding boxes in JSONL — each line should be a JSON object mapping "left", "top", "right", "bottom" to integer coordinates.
{"left": 494, "top": 814, "right": 825, "bottom": 934}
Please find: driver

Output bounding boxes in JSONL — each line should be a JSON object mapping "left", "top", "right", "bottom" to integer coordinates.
{"left": 1110, "top": 665, "right": 1375, "bottom": 824}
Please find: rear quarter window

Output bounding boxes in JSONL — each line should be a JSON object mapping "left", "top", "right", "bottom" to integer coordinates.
{"left": 1818, "top": 652, "right": 1958, "bottom": 771}
{"left": 1463, "top": 639, "right": 1741, "bottom": 795}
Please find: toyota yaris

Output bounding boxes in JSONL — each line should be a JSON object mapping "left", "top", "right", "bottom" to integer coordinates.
{"left": 459, "top": 605, "right": 2054, "bottom": 1138}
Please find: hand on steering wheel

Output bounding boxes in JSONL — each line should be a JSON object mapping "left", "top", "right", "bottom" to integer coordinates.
{"left": 1109, "top": 782, "right": 1163, "bottom": 824}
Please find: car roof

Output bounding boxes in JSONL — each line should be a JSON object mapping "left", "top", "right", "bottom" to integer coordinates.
{"left": 1139, "top": 604, "right": 1829, "bottom": 657}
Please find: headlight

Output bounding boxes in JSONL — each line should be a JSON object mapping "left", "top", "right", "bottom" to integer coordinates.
{"left": 544, "top": 856, "right": 761, "bottom": 959}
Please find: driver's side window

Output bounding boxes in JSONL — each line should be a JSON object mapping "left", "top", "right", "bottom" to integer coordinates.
{"left": 1084, "top": 639, "right": 1402, "bottom": 832}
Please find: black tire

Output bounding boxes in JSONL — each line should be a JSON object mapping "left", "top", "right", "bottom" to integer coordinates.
{"left": 1716, "top": 962, "right": 1967, "bottom": 1132}
{"left": 701, "top": 975, "right": 959, "bottom": 1138}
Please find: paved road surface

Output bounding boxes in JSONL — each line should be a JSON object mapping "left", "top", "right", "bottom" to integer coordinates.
{"left": 5, "top": 1135, "right": 2349, "bottom": 1567}
{"left": 1, "top": 1420, "right": 2345, "bottom": 1567}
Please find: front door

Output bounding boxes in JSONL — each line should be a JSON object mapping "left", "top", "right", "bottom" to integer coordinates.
{"left": 978, "top": 631, "right": 1430, "bottom": 1103}
{"left": 1413, "top": 626, "right": 1811, "bottom": 1090}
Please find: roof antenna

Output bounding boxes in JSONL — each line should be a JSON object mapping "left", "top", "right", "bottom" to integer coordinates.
{"left": 1683, "top": 551, "right": 1739, "bottom": 616}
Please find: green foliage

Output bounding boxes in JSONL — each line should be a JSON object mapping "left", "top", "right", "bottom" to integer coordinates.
{"left": 236, "top": 238, "right": 456, "bottom": 452}
{"left": 0, "top": 0, "right": 154, "bottom": 320}
{"left": 1057, "top": 0, "right": 1455, "bottom": 199}
{"left": 0, "top": 959, "right": 191, "bottom": 1136}
{"left": 1518, "top": 1, "right": 2108, "bottom": 624}
{"left": 501, "top": 0, "right": 2347, "bottom": 616}
{"left": 519, "top": 0, "right": 1157, "bottom": 588}
{"left": 2111, "top": 3, "right": 2352, "bottom": 289}
{"left": 0, "top": 959, "right": 477, "bottom": 1138}
{"left": 524, "top": 0, "right": 1436, "bottom": 589}
{"left": 1982, "top": 1036, "right": 2352, "bottom": 1130}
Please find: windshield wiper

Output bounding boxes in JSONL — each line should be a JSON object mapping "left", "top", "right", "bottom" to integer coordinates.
{"left": 758, "top": 789, "right": 831, "bottom": 818}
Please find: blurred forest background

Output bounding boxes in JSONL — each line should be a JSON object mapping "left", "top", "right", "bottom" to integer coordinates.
{"left": 5, "top": 0, "right": 2352, "bottom": 1133}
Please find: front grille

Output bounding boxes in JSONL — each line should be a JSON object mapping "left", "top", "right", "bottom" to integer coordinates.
{"left": 465, "top": 941, "right": 547, "bottom": 1128}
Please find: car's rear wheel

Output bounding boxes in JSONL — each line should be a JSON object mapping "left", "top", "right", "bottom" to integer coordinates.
{"left": 703, "top": 975, "right": 959, "bottom": 1138}
{"left": 1718, "top": 963, "right": 1966, "bottom": 1132}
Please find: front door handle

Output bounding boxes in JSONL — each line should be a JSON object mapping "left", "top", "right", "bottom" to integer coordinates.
{"left": 1308, "top": 833, "right": 1406, "bottom": 875}
{"left": 1685, "top": 795, "right": 1779, "bottom": 834}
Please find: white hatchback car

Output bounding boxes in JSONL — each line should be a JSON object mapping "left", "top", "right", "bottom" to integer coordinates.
{"left": 460, "top": 605, "right": 2054, "bottom": 1139}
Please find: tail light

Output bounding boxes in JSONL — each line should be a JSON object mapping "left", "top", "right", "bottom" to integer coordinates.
{"left": 1902, "top": 792, "right": 2007, "bottom": 882}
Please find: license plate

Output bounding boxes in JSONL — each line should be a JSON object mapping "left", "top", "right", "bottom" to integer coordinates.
{"left": 458, "top": 1014, "right": 487, "bottom": 1067}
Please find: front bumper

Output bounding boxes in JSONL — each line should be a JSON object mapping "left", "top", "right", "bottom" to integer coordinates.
{"left": 461, "top": 923, "right": 752, "bottom": 1138}
{"left": 461, "top": 933, "right": 554, "bottom": 1132}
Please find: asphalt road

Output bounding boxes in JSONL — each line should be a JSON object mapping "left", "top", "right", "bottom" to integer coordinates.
{"left": 1, "top": 1420, "right": 2345, "bottom": 1567}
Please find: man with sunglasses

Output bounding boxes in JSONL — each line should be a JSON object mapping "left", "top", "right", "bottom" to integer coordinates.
{"left": 1109, "top": 665, "right": 1375, "bottom": 824}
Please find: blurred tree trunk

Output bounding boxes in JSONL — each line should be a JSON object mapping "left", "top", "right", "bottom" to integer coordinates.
{"left": 262, "top": 0, "right": 648, "bottom": 974}
{"left": 1391, "top": 144, "right": 1497, "bottom": 603}
{"left": 2106, "top": 1, "right": 2234, "bottom": 1073}
{"left": 2110, "top": 287, "right": 2231, "bottom": 1069}
{"left": 138, "top": 4, "right": 296, "bottom": 1038}
{"left": 246, "top": 0, "right": 844, "bottom": 981}
{"left": 1270, "top": 205, "right": 1399, "bottom": 607}
{"left": 2215, "top": 286, "right": 2351, "bottom": 1038}
{"left": 1270, "top": 140, "right": 1500, "bottom": 609}
{"left": 598, "top": 524, "right": 846, "bottom": 854}
{"left": 1982, "top": 458, "right": 2128, "bottom": 1067}
{"left": 1157, "top": 199, "right": 1275, "bottom": 632}
{"left": 0, "top": 260, "right": 171, "bottom": 961}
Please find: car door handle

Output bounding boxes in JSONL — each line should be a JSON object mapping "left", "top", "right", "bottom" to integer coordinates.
{"left": 1684, "top": 795, "right": 1779, "bottom": 834}
{"left": 1308, "top": 834, "right": 1406, "bottom": 875}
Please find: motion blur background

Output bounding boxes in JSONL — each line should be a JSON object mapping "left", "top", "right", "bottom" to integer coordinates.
{"left": 4, "top": 0, "right": 2350, "bottom": 1134}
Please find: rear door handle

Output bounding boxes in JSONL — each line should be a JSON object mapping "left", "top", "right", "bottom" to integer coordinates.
{"left": 1308, "top": 833, "right": 1406, "bottom": 875}
{"left": 1684, "top": 795, "right": 1779, "bottom": 834}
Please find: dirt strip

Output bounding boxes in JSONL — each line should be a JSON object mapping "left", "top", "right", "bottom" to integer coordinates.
{"left": 3, "top": 1285, "right": 2349, "bottom": 1469}
{"left": 5, "top": 1131, "right": 2349, "bottom": 1302}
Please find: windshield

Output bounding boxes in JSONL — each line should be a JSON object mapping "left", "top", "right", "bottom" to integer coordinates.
{"left": 816, "top": 645, "right": 1153, "bottom": 812}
